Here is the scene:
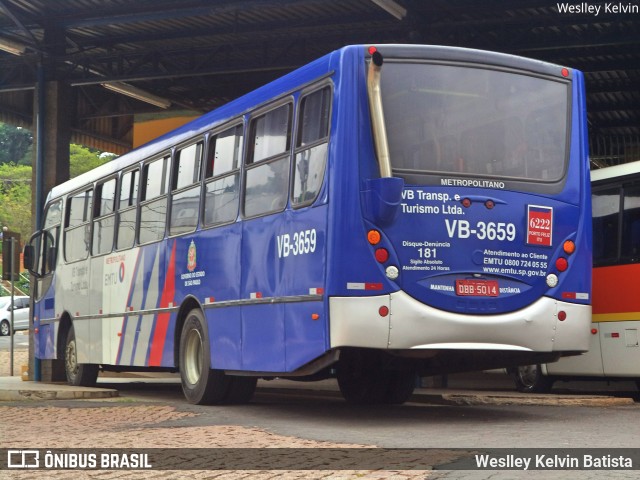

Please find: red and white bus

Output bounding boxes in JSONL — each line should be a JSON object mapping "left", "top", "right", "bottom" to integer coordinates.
{"left": 513, "top": 160, "right": 640, "bottom": 392}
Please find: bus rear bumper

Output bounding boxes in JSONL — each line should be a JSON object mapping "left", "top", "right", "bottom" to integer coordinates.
{"left": 329, "top": 292, "right": 591, "bottom": 353}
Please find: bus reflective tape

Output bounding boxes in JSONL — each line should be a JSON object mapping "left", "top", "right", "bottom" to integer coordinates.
{"left": 250, "top": 292, "right": 262, "bottom": 299}
{"left": 562, "top": 292, "right": 589, "bottom": 300}
{"left": 347, "top": 283, "right": 383, "bottom": 290}
{"left": 205, "top": 297, "right": 215, "bottom": 304}
{"left": 309, "top": 288, "right": 324, "bottom": 295}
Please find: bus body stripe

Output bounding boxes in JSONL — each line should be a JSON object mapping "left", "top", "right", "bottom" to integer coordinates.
{"left": 149, "top": 241, "right": 176, "bottom": 366}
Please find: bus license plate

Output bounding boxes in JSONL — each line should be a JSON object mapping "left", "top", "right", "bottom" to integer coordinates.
{"left": 455, "top": 279, "right": 499, "bottom": 297}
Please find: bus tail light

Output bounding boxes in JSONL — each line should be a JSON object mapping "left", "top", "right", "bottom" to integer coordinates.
{"left": 556, "top": 257, "right": 568, "bottom": 272}
{"left": 546, "top": 274, "right": 558, "bottom": 288}
{"left": 386, "top": 265, "right": 399, "bottom": 280}
{"left": 563, "top": 240, "right": 575, "bottom": 255}
{"left": 367, "top": 229, "right": 381, "bottom": 245}
{"left": 375, "top": 248, "right": 389, "bottom": 263}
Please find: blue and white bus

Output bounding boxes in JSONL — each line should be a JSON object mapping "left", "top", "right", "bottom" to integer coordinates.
{"left": 24, "top": 44, "right": 592, "bottom": 405}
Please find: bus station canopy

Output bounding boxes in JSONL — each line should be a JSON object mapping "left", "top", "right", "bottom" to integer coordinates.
{"left": 0, "top": 0, "right": 638, "bottom": 164}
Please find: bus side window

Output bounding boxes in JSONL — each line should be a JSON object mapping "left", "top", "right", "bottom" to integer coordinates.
{"left": 244, "top": 104, "right": 291, "bottom": 218}
{"left": 139, "top": 155, "right": 170, "bottom": 244}
{"left": 92, "top": 177, "right": 117, "bottom": 256}
{"left": 64, "top": 188, "right": 93, "bottom": 262}
{"left": 117, "top": 169, "right": 139, "bottom": 250}
{"left": 293, "top": 86, "right": 331, "bottom": 207}
{"left": 621, "top": 184, "right": 640, "bottom": 262}
{"left": 204, "top": 124, "right": 242, "bottom": 226}
{"left": 592, "top": 187, "right": 620, "bottom": 265}
{"left": 170, "top": 142, "right": 203, "bottom": 236}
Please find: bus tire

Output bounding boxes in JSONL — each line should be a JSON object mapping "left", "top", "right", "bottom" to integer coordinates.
{"left": 225, "top": 376, "right": 257, "bottom": 404}
{"left": 512, "top": 364, "right": 554, "bottom": 393}
{"left": 179, "top": 309, "right": 231, "bottom": 405}
{"left": 337, "top": 349, "right": 415, "bottom": 405}
{"left": 380, "top": 370, "right": 416, "bottom": 404}
{"left": 65, "top": 325, "right": 99, "bottom": 387}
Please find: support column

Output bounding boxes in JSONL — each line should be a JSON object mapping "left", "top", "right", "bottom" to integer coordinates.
{"left": 29, "top": 79, "right": 72, "bottom": 382}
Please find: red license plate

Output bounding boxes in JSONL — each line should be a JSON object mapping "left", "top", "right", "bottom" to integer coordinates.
{"left": 455, "top": 279, "right": 499, "bottom": 297}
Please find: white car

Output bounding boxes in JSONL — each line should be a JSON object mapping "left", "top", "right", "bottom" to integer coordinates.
{"left": 0, "top": 296, "right": 30, "bottom": 336}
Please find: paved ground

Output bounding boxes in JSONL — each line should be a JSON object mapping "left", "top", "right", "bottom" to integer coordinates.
{"left": 0, "top": 346, "right": 454, "bottom": 479}
{"left": 2, "top": 343, "right": 638, "bottom": 480}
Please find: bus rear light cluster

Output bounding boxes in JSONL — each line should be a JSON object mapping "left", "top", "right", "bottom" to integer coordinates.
{"left": 367, "top": 229, "right": 399, "bottom": 280}
{"left": 550, "top": 239, "right": 575, "bottom": 282}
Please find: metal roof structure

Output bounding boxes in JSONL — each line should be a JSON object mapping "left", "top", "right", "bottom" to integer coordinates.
{"left": 1, "top": 0, "right": 639, "bottom": 164}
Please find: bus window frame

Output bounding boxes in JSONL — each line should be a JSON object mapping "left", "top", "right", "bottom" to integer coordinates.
{"left": 243, "top": 98, "right": 293, "bottom": 219}
{"left": 138, "top": 152, "right": 171, "bottom": 245}
{"left": 291, "top": 82, "right": 333, "bottom": 209}
{"left": 202, "top": 120, "right": 244, "bottom": 229}
{"left": 91, "top": 175, "right": 118, "bottom": 257}
{"left": 63, "top": 186, "right": 94, "bottom": 264}
{"left": 115, "top": 166, "right": 141, "bottom": 252}
{"left": 169, "top": 139, "right": 204, "bottom": 237}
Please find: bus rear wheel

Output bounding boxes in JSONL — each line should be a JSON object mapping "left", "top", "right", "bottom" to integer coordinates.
{"left": 511, "top": 364, "right": 554, "bottom": 393}
{"left": 179, "top": 309, "right": 256, "bottom": 404}
{"left": 65, "top": 325, "right": 98, "bottom": 387}
{"left": 337, "top": 349, "right": 416, "bottom": 405}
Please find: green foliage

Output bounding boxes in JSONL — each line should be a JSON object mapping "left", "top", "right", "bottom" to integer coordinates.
{"left": 0, "top": 123, "right": 33, "bottom": 165}
{"left": 0, "top": 180, "right": 32, "bottom": 241}
{"left": 0, "top": 136, "right": 118, "bottom": 241}
{"left": 70, "top": 144, "right": 115, "bottom": 177}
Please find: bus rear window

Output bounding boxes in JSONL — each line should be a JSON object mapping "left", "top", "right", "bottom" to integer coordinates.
{"left": 380, "top": 62, "right": 570, "bottom": 184}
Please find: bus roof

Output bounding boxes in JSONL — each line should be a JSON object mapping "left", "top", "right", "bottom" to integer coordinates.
{"left": 47, "top": 43, "right": 575, "bottom": 201}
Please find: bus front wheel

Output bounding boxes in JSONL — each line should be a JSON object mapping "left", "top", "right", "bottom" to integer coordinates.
{"left": 65, "top": 325, "right": 98, "bottom": 387}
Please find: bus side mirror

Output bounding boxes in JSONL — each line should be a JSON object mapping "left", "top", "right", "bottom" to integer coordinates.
{"left": 23, "top": 244, "right": 35, "bottom": 271}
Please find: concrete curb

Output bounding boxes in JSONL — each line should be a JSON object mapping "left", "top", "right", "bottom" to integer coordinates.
{"left": 0, "top": 375, "right": 635, "bottom": 406}
{"left": 0, "top": 376, "right": 118, "bottom": 401}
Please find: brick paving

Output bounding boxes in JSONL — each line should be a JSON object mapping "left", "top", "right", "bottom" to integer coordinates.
{"left": 0, "top": 348, "right": 458, "bottom": 479}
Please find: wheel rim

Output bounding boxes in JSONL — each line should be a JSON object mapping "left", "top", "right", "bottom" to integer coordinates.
{"left": 66, "top": 339, "right": 78, "bottom": 379}
{"left": 517, "top": 364, "right": 539, "bottom": 388}
{"left": 0, "top": 322, "right": 8, "bottom": 336}
{"left": 184, "top": 327, "right": 203, "bottom": 386}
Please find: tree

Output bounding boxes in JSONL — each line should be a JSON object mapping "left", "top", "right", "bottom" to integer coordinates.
{"left": 0, "top": 144, "right": 117, "bottom": 241}
{"left": 0, "top": 123, "right": 33, "bottom": 165}
{"left": 70, "top": 144, "right": 115, "bottom": 177}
